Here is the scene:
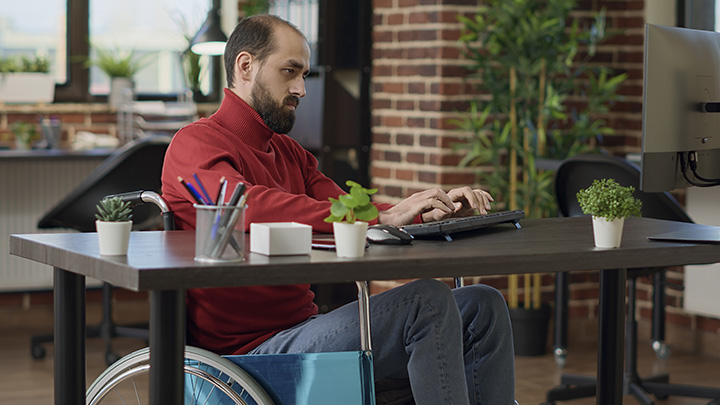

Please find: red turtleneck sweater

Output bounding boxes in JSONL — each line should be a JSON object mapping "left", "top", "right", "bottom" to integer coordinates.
{"left": 161, "top": 89, "right": 393, "bottom": 354}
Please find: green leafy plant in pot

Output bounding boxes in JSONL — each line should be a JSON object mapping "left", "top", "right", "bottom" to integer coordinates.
{"left": 95, "top": 196, "right": 134, "bottom": 255}
{"left": 576, "top": 178, "right": 642, "bottom": 248}
{"left": 10, "top": 122, "right": 40, "bottom": 150}
{"left": 88, "top": 46, "right": 148, "bottom": 108}
{"left": 324, "top": 181, "right": 379, "bottom": 258}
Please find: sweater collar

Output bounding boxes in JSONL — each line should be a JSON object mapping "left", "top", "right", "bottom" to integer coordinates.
{"left": 213, "top": 88, "right": 276, "bottom": 150}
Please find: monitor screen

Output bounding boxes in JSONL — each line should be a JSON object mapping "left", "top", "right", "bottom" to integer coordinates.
{"left": 641, "top": 24, "right": 720, "bottom": 192}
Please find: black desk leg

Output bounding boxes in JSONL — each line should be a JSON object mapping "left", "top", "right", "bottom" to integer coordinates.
{"left": 54, "top": 267, "right": 86, "bottom": 405}
{"left": 597, "top": 268, "right": 627, "bottom": 405}
{"left": 149, "top": 290, "right": 186, "bottom": 405}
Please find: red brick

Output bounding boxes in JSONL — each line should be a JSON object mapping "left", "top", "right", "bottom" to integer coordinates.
{"left": 406, "top": 152, "right": 426, "bottom": 164}
{"left": 371, "top": 166, "right": 391, "bottom": 179}
{"left": 397, "top": 29, "right": 438, "bottom": 42}
{"left": 372, "top": 99, "right": 392, "bottom": 109}
{"left": 382, "top": 83, "right": 404, "bottom": 94}
{"left": 396, "top": 133, "right": 415, "bottom": 145}
{"left": 395, "top": 100, "right": 415, "bottom": 111}
{"left": 407, "top": 117, "right": 426, "bottom": 128}
{"left": 384, "top": 116, "right": 404, "bottom": 127}
{"left": 372, "top": 30, "right": 393, "bottom": 43}
{"left": 387, "top": 13, "right": 404, "bottom": 25}
{"left": 419, "top": 134, "right": 438, "bottom": 147}
{"left": 396, "top": 169, "right": 415, "bottom": 181}
{"left": 408, "top": 82, "right": 426, "bottom": 94}
{"left": 0, "top": 292, "right": 24, "bottom": 307}
{"left": 697, "top": 315, "right": 720, "bottom": 333}
{"left": 419, "top": 171, "right": 438, "bottom": 183}
{"left": 372, "top": 132, "right": 392, "bottom": 144}
{"left": 373, "top": 0, "right": 393, "bottom": 7}
{"left": 666, "top": 312, "right": 692, "bottom": 327}
{"left": 384, "top": 151, "right": 402, "bottom": 162}
{"left": 439, "top": 171, "right": 474, "bottom": 185}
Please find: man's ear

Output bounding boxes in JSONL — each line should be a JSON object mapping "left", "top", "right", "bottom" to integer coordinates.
{"left": 236, "top": 52, "right": 254, "bottom": 83}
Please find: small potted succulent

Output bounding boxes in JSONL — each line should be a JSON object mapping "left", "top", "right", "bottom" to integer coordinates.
{"left": 95, "top": 196, "right": 134, "bottom": 255}
{"left": 576, "top": 178, "right": 642, "bottom": 248}
{"left": 324, "top": 180, "right": 379, "bottom": 258}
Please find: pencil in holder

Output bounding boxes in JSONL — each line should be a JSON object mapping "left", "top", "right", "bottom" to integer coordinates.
{"left": 194, "top": 204, "right": 245, "bottom": 262}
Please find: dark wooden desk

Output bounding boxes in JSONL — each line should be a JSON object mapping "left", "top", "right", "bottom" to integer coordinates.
{"left": 10, "top": 217, "right": 720, "bottom": 405}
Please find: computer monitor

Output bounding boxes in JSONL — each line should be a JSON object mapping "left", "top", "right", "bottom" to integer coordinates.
{"left": 640, "top": 24, "right": 720, "bottom": 193}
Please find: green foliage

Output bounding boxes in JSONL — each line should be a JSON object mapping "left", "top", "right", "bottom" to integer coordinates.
{"left": 183, "top": 50, "right": 203, "bottom": 92}
{"left": 324, "top": 181, "right": 379, "bottom": 224}
{"left": 0, "top": 55, "right": 50, "bottom": 73}
{"left": 576, "top": 178, "right": 642, "bottom": 221}
{"left": 10, "top": 122, "right": 40, "bottom": 145}
{"left": 88, "top": 46, "right": 148, "bottom": 78}
{"left": 453, "top": 0, "right": 627, "bottom": 219}
{"left": 241, "top": 0, "right": 269, "bottom": 16}
{"left": 95, "top": 197, "right": 133, "bottom": 222}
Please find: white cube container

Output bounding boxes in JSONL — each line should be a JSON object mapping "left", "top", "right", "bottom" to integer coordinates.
{"left": 250, "top": 222, "right": 312, "bottom": 256}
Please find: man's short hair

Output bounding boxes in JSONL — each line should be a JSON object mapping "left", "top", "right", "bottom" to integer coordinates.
{"left": 224, "top": 14, "right": 305, "bottom": 88}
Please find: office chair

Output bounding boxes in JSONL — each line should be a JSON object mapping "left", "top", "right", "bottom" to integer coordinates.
{"left": 32, "top": 135, "right": 172, "bottom": 365}
{"left": 545, "top": 154, "right": 720, "bottom": 404}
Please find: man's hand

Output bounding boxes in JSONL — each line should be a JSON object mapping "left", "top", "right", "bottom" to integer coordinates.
{"left": 378, "top": 187, "right": 493, "bottom": 227}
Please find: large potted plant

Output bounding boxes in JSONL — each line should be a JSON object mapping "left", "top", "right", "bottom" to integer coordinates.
{"left": 453, "top": 0, "right": 627, "bottom": 355}
{"left": 89, "top": 46, "right": 147, "bottom": 108}
{"left": 324, "top": 181, "right": 379, "bottom": 258}
{"left": 576, "top": 178, "right": 642, "bottom": 248}
{"left": 0, "top": 55, "right": 54, "bottom": 103}
{"left": 95, "top": 196, "right": 134, "bottom": 255}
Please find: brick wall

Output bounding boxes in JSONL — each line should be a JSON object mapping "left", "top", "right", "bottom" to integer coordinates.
{"left": 369, "top": 0, "right": 720, "bottom": 352}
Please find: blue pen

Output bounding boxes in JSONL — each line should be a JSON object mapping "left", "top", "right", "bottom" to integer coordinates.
{"left": 193, "top": 173, "right": 214, "bottom": 205}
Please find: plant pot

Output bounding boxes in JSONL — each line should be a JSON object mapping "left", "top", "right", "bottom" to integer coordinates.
{"left": 333, "top": 221, "right": 368, "bottom": 258}
{"left": 509, "top": 304, "right": 551, "bottom": 356}
{"left": 592, "top": 216, "right": 625, "bottom": 248}
{"left": 0, "top": 72, "right": 55, "bottom": 104}
{"left": 109, "top": 77, "right": 134, "bottom": 108}
{"left": 96, "top": 220, "right": 132, "bottom": 255}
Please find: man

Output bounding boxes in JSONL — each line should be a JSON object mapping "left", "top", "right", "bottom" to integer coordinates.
{"left": 162, "top": 14, "right": 515, "bottom": 404}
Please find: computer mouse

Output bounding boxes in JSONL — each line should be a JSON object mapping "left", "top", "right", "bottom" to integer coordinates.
{"left": 366, "top": 224, "right": 414, "bottom": 245}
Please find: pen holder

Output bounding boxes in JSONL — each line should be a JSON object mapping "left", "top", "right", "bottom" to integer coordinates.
{"left": 194, "top": 204, "right": 246, "bottom": 262}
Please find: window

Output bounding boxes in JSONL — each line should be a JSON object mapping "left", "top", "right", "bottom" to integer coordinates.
{"left": 269, "top": 0, "right": 319, "bottom": 66}
{"left": 0, "top": 0, "right": 66, "bottom": 82}
{"left": 1, "top": 0, "right": 212, "bottom": 102}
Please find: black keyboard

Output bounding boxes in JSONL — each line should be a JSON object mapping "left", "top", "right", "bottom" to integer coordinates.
{"left": 401, "top": 210, "right": 525, "bottom": 239}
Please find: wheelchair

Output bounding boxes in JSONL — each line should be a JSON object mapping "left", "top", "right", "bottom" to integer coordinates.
{"left": 85, "top": 190, "right": 377, "bottom": 405}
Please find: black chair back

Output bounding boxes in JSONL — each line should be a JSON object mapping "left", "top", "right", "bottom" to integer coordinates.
{"left": 38, "top": 136, "right": 172, "bottom": 232}
{"left": 554, "top": 154, "right": 692, "bottom": 223}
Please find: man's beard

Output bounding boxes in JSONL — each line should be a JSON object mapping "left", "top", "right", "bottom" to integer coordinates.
{"left": 250, "top": 77, "right": 299, "bottom": 134}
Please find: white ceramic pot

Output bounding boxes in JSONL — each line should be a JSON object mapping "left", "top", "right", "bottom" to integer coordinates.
{"left": 592, "top": 216, "right": 625, "bottom": 248}
{"left": 96, "top": 220, "right": 133, "bottom": 255}
{"left": 333, "top": 221, "right": 369, "bottom": 258}
{"left": 109, "top": 77, "right": 134, "bottom": 108}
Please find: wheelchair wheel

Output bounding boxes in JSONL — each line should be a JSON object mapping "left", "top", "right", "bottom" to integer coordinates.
{"left": 86, "top": 346, "right": 274, "bottom": 405}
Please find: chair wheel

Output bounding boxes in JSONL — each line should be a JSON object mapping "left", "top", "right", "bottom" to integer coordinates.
{"left": 654, "top": 393, "right": 670, "bottom": 400}
{"left": 652, "top": 340, "right": 671, "bottom": 360}
{"left": 553, "top": 347, "right": 567, "bottom": 367}
{"left": 31, "top": 344, "right": 46, "bottom": 359}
